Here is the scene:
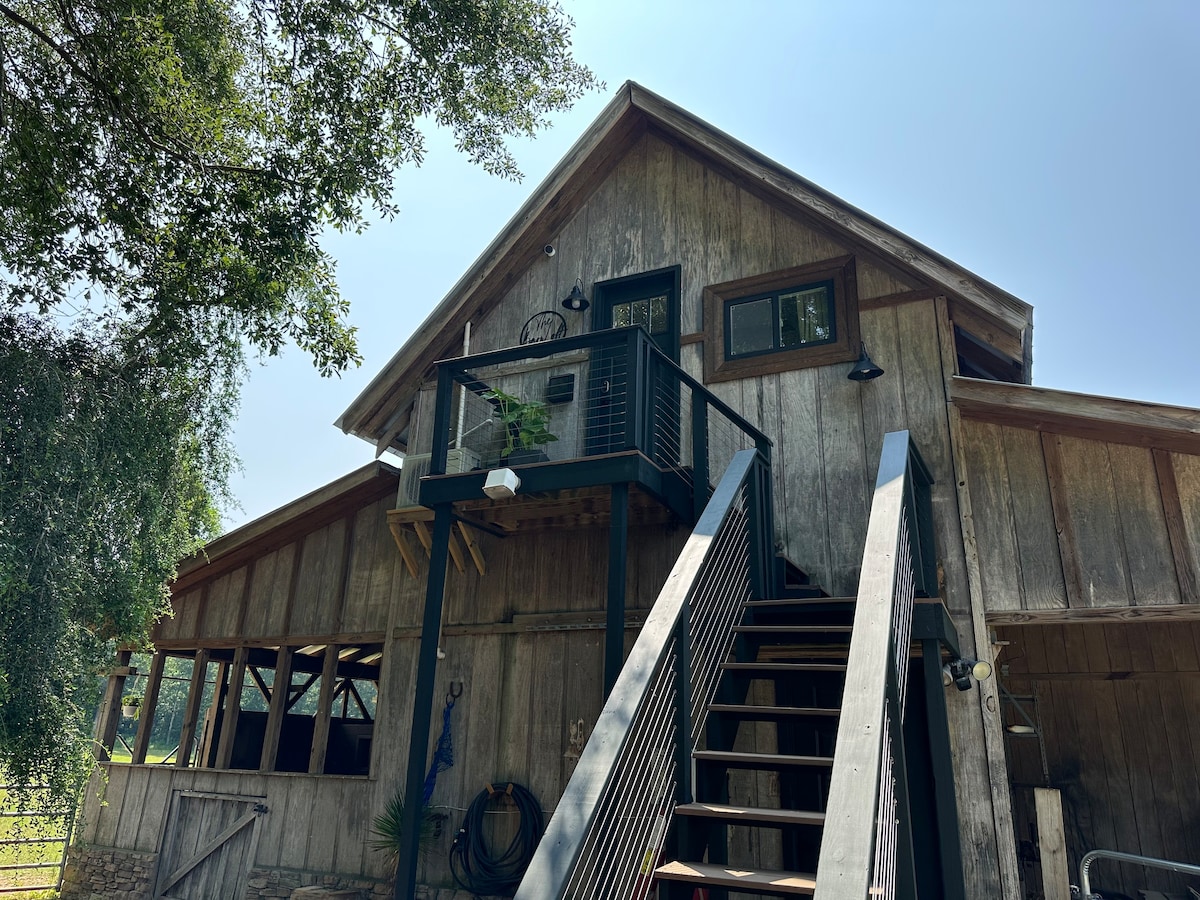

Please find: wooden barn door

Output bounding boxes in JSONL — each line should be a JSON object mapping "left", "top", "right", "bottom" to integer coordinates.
{"left": 154, "top": 791, "right": 268, "bottom": 900}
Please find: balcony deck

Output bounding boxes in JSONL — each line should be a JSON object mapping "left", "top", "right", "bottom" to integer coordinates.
{"left": 413, "top": 326, "right": 771, "bottom": 533}
{"left": 408, "top": 449, "right": 692, "bottom": 533}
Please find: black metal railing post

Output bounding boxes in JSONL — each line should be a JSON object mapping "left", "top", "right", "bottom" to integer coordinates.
{"left": 746, "top": 454, "right": 770, "bottom": 600}
{"left": 691, "top": 393, "right": 709, "bottom": 522}
{"left": 626, "top": 328, "right": 646, "bottom": 452}
{"left": 394, "top": 503, "right": 454, "bottom": 900}
{"left": 429, "top": 364, "right": 456, "bottom": 476}
{"left": 887, "top": 670, "right": 920, "bottom": 900}
{"left": 905, "top": 441, "right": 937, "bottom": 598}
{"left": 674, "top": 604, "right": 692, "bottom": 806}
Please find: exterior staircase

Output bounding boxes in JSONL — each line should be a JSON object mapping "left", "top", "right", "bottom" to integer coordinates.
{"left": 657, "top": 580, "right": 857, "bottom": 898}
{"left": 514, "top": 433, "right": 952, "bottom": 900}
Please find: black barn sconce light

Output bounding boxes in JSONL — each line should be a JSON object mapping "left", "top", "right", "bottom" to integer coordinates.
{"left": 562, "top": 278, "right": 590, "bottom": 312}
{"left": 847, "top": 342, "right": 884, "bottom": 381}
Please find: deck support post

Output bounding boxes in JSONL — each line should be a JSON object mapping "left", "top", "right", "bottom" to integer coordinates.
{"left": 395, "top": 502, "right": 454, "bottom": 900}
{"left": 605, "top": 481, "right": 630, "bottom": 698}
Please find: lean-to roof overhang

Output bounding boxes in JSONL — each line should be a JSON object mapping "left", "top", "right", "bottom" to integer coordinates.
{"left": 951, "top": 377, "right": 1200, "bottom": 454}
{"left": 337, "top": 82, "right": 1034, "bottom": 453}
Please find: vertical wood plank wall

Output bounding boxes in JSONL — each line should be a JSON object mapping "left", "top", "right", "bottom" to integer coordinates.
{"left": 959, "top": 420, "right": 1200, "bottom": 614}
{"left": 454, "top": 130, "right": 1014, "bottom": 894}
{"left": 91, "top": 130, "right": 1059, "bottom": 893}
{"left": 999, "top": 622, "right": 1200, "bottom": 897}
{"left": 89, "top": 487, "right": 687, "bottom": 887}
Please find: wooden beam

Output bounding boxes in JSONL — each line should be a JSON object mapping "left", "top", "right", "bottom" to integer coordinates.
{"left": 457, "top": 522, "right": 486, "bottom": 576}
{"left": 259, "top": 646, "right": 294, "bottom": 773}
{"left": 1003, "top": 670, "right": 1200, "bottom": 682}
{"left": 938, "top": 295, "right": 1023, "bottom": 899}
{"left": 1154, "top": 449, "right": 1199, "bottom": 604}
{"left": 307, "top": 645, "right": 339, "bottom": 774}
{"left": 130, "top": 651, "right": 166, "bottom": 765}
{"left": 951, "top": 377, "right": 1200, "bottom": 455}
{"left": 197, "top": 660, "right": 228, "bottom": 767}
{"left": 94, "top": 650, "right": 132, "bottom": 761}
{"left": 388, "top": 521, "right": 420, "bottom": 577}
{"left": 214, "top": 647, "right": 248, "bottom": 769}
{"left": 859, "top": 287, "right": 938, "bottom": 313}
{"left": 176, "top": 649, "right": 209, "bottom": 768}
{"left": 152, "top": 630, "right": 387, "bottom": 651}
{"left": 1034, "top": 788, "right": 1071, "bottom": 900}
{"left": 987, "top": 604, "right": 1200, "bottom": 625}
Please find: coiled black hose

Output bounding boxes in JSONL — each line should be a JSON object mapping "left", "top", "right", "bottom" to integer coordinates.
{"left": 449, "top": 781, "right": 544, "bottom": 896}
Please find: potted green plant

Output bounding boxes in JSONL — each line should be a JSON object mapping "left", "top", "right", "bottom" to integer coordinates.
{"left": 121, "top": 695, "right": 141, "bottom": 719}
{"left": 483, "top": 388, "right": 558, "bottom": 465}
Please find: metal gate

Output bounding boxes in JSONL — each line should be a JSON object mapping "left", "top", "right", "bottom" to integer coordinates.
{"left": 154, "top": 791, "right": 267, "bottom": 900}
{"left": 0, "top": 783, "right": 72, "bottom": 895}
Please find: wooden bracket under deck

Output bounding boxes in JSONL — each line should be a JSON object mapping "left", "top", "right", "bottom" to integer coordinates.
{"left": 387, "top": 509, "right": 485, "bottom": 577}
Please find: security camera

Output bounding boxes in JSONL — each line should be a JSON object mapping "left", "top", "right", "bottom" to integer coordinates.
{"left": 543, "top": 244, "right": 556, "bottom": 257}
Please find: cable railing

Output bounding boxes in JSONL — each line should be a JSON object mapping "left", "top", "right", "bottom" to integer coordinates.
{"left": 513, "top": 448, "right": 771, "bottom": 899}
{"left": 425, "top": 326, "right": 770, "bottom": 522}
{"left": 813, "top": 430, "right": 932, "bottom": 900}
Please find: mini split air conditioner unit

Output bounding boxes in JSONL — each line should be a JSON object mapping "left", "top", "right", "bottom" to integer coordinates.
{"left": 395, "top": 449, "right": 480, "bottom": 510}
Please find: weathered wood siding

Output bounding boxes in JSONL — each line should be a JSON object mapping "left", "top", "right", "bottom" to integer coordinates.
{"left": 400, "top": 130, "right": 1012, "bottom": 895}
{"left": 77, "top": 766, "right": 395, "bottom": 881}
{"left": 117, "top": 495, "right": 687, "bottom": 889}
{"left": 456, "top": 131, "right": 967, "bottom": 603}
{"left": 999, "top": 622, "right": 1200, "bottom": 897}
{"left": 155, "top": 495, "right": 404, "bottom": 645}
{"left": 959, "top": 419, "right": 1200, "bottom": 615}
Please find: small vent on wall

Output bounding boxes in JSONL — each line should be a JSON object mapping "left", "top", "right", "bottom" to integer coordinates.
{"left": 396, "top": 450, "right": 480, "bottom": 510}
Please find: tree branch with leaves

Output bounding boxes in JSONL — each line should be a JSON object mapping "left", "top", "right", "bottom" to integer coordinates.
{"left": 0, "top": 0, "right": 595, "bottom": 801}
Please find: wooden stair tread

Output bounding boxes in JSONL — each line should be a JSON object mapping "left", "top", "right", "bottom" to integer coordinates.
{"left": 675, "top": 802, "right": 825, "bottom": 827}
{"left": 734, "top": 625, "right": 853, "bottom": 633}
{"left": 707, "top": 703, "right": 840, "bottom": 717}
{"left": 694, "top": 750, "right": 834, "bottom": 768}
{"left": 745, "top": 598, "right": 855, "bottom": 607}
{"left": 655, "top": 861, "right": 817, "bottom": 894}
{"left": 722, "top": 661, "right": 848, "bottom": 672}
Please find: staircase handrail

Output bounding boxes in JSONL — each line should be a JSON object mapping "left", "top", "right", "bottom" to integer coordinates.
{"left": 514, "top": 448, "right": 770, "bottom": 899}
{"left": 814, "top": 430, "right": 932, "bottom": 900}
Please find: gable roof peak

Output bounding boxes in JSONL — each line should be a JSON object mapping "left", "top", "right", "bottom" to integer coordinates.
{"left": 337, "top": 82, "right": 1032, "bottom": 452}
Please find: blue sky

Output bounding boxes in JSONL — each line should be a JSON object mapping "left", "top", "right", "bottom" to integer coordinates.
{"left": 225, "top": 0, "right": 1200, "bottom": 531}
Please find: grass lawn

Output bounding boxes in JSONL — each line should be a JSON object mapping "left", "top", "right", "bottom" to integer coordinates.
{"left": 0, "top": 787, "right": 67, "bottom": 898}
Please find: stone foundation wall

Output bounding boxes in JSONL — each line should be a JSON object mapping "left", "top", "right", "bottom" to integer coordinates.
{"left": 59, "top": 848, "right": 485, "bottom": 900}
{"left": 60, "top": 847, "right": 156, "bottom": 900}
{"left": 244, "top": 868, "right": 391, "bottom": 899}
{"left": 245, "top": 870, "right": 493, "bottom": 900}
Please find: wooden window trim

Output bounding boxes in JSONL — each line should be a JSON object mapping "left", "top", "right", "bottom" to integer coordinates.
{"left": 702, "top": 256, "right": 860, "bottom": 383}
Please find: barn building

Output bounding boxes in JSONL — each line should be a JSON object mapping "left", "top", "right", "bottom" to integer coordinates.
{"left": 64, "top": 83, "right": 1200, "bottom": 900}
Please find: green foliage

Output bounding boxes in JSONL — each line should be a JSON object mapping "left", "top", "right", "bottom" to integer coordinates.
{"left": 483, "top": 388, "right": 558, "bottom": 457}
{"left": 369, "top": 790, "right": 442, "bottom": 861}
{"left": 0, "top": 0, "right": 593, "bottom": 811}
{"left": 0, "top": 0, "right": 597, "bottom": 368}
{"left": 0, "top": 312, "right": 234, "bottom": 803}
